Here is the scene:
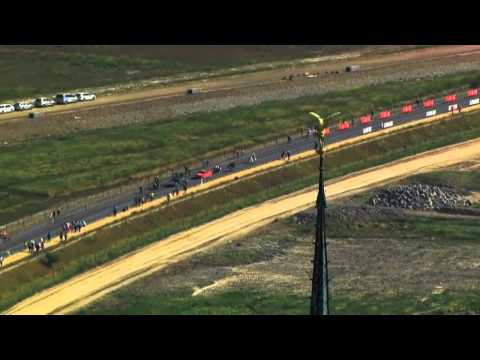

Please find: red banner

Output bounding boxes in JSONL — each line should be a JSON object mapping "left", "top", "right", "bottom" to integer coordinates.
{"left": 379, "top": 111, "right": 391, "bottom": 120}
{"left": 360, "top": 115, "right": 371, "bottom": 124}
{"left": 443, "top": 94, "right": 456, "bottom": 103}
{"left": 401, "top": 104, "right": 413, "bottom": 113}
{"left": 322, "top": 127, "right": 330, "bottom": 136}
{"left": 423, "top": 99, "right": 435, "bottom": 108}
{"left": 337, "top": 122, "right": 350, "bottom": 130}
{"left": 467, "top": 88, "right": 478, "bottom": 97}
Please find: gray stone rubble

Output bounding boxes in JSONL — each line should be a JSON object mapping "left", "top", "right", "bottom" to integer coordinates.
{"left": 370, "top": 184, "right": 472, "bottom": 210}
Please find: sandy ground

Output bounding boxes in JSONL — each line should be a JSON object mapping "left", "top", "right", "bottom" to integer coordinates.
{"left": 5, "top": 137, "right": 480, "bottom": 315}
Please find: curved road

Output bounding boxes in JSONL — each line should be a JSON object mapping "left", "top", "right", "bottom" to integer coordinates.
{"left": 1, "top": 91, "right": 478, "bottom": 256}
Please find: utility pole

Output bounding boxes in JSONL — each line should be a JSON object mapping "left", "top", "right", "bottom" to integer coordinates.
{"left": 308, "top": 112, "right": 337, "bottom": 316}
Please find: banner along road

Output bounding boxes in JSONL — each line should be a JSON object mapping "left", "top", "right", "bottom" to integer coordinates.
{"left": 5, "top": 137, "right": 480, "bottom": 315}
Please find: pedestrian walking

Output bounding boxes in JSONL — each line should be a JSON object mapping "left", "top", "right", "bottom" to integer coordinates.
{"left": 47, "top": 232, "right": 51, "bottom": 241}
{"left": 167, "top": 193, "right": 171, "bottom": 205}
{"left": 281, "top": 150, "right": 286, "bottom": 160}
{"left": 314, "top": 142, "right": 320, "bottom": 152}
{"left": 40, "top": 238, "right": 45, "bottom": 250}
{"left": 113, "top": 205, "right": 118, "bottom": 217}
{"left": 0, "top": 256, "right": 4, "bottom": 268}
{"left": 286, "top": 151, "right": 291, "bottom": 161}
{"left": 24, "top": 241, "right": 28, "bottom": 251}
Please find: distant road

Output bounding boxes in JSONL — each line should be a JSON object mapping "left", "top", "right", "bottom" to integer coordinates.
{"left": 1, "top": 90, "right": 478, "bottom": 255}
{"left": 2, "top": 45, "right": 480, "bottom": 125}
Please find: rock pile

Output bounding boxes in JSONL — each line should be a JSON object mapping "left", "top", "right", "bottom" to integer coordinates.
{"left": 370, "top": 184, "right": 472, "bottom": 210}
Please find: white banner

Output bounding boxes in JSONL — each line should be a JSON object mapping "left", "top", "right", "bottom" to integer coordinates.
{"left": 426, "top": 110, "right": 437, "bottom": 117}
{"left": 448, "top": 104, "right": 458, "bottom": 111}
{"left": 363, "top": 126, "right": 372, "bottom": 134}
{"left": 382, "top": 121, "right": 393, "bottom": 129}
{"left": 469, "top": 98, "right": 480, "bottom": 106}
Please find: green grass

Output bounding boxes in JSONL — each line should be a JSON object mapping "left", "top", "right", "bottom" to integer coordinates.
{"left": 78, "top": 287, "right": 480, "bottom": 315}
{"left": 332, "top": 290, "right": 480, "bottom": 315}
{"left": 327, "top": 211, "right": 480, "bottom": 243}
{"left": 0, "top": 45, "right": 376, "bottom": 102}
{"left": 3, "top": 70, "right": 480, "bottom": 224}
{"left": 405, "top": 171, "right": 480, "bottom": 192}
{"left": 77, "top": 289, "right": 309, "bottom": 315}
{"left": 2, "top": 113, "right": 480, "bottom": 312}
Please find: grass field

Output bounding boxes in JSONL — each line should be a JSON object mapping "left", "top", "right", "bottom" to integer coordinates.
{"left": 0, "top": 45, "right": 382, "bottom": 102}
{"left": 2, "top": 114, "right": 480, "bottom": 312}
{"left": 77, "top": 166, "right": 480, "bottom": 315}
{"left": 3, "top": 70, "right": 480, "bottom": 224}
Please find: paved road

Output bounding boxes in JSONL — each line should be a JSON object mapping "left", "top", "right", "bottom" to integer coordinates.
{"left": 1, "top": 92, "right": 478, "bottom": 255}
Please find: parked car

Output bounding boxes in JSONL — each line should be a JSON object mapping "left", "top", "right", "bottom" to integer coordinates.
{"left": 194, "top": 169, "right": 213, "bottom": 180}
{"left": 186, "top": 88, "right": 199, "bottom": 95}
{"left": 76, "top": 92, "right": 96, "bottom": 101}
{"left": 34, "top": 98, "right": 55, "bottom": 108}
{"left": 55, "top": 93, "right": 79, "bottom": 105}
{"left": 14, "top": 102, "right": 34, "bottom": 111}
{"left": 0, "top": 104, "right": 15, "bottom": 114}
{"left": 163, "top": 173, "right": 184, "bottom": 188}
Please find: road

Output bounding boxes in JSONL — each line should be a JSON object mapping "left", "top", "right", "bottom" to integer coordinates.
{"left": 1, "top": 91, "right": 479, "bottom": 255}
{"left": 6, "top": 137, "right": 480, "bottom": 315}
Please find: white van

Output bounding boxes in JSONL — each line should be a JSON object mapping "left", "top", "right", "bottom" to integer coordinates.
{"left": 34, "top": 98, "right": 55, "bottom": 108}
{"left": 14, "top": 102, "right": 34, "bottom": 111}
{"left": 0, "top": 104, "right": 15, "bottom": 114}
{"left": 55, "top": 94, "right": 79, "bottom": 105}
{"left": 76, "top": 92, "right": 96, "bottom": 101}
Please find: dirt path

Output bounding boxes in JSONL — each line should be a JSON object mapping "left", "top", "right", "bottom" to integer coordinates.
{"left": 1, "top": 45, "right": 479, "bottom": 124}
{"left": 5, "top": 138, "right": 480, "bottom": 315}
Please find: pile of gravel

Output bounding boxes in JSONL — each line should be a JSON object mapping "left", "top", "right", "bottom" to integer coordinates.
{"left": 370, "top": 184, "right": 472, "bottom": 210}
